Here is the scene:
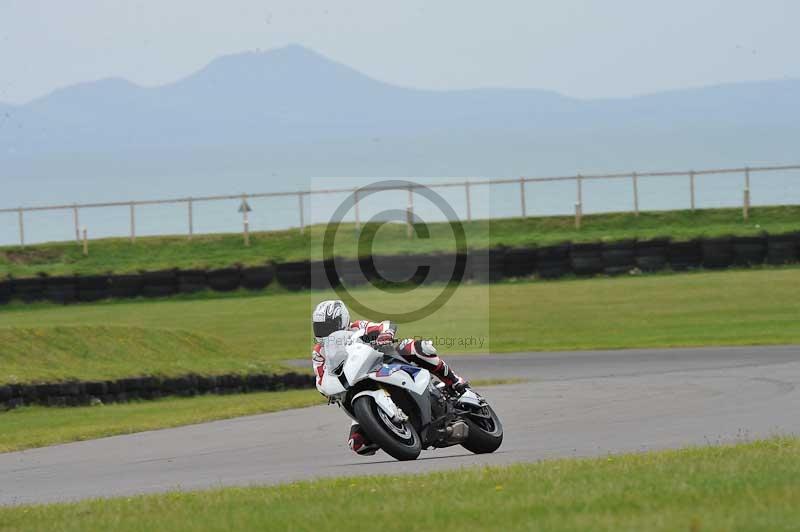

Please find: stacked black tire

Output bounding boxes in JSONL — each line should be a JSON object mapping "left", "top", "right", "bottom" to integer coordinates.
{"left": 602, "top": 240, "right": 636, "bottom": 276}
{"left": 766, "top": 234, "right": 798, "bottom": 265}
{"left": 636, "top": 239, "right": 670, "bottom": 272}
{"left": 0, "top": 264, "right": 277, "bottom": 305}
{"left": 570, "top": 243, "right": 604, "bottom": 276}
{"left": 535, "top": 244, "right": 571, "bottom": 279}
{"left": 668, "top": 240, "right": 702, "bottom": 271}
{"left": 0, "top": 371, "right": 315, "bottom": 411}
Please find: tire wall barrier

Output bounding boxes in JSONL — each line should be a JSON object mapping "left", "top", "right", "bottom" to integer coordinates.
{"left": 668, "top": 240, "right": 703, "bottom": 271}
{"left": 733, "top": 236, "right": 767, "bottom": 266}
{"left": 177, "top": 270, "right": 207, "bottom": 294}
{"left": 766, "top": 234, "right": 799, "bottom": 265}
{"left": 141, "top": 270, "right": 178, "bottom": 298}
{"left": 1, "top": 232, "right": 799, "bottom": 305}
{"left": 535, "top": 244, "right": 571, "bottom": 279}
{"left": 635, "top": 238, "right": 669, "bottom": 272}
{"left": 0, "top": 371, "right": 315, "bottom": 411}
{"left": 602, "top": 240, "right": 636, "bottom": 276}
{"left": 0, "top": 264, "right": 277, "bottom": 306}
{"left": 570, "top": 243, "right": 604, "bottom": 276}
{"left": 276, "top": 261, "right": 311, "bottom": 291}
{"left": 207, "top": 268, "right": 241, "bottom": 292}
{"left": 242, "top": 265, "right": 275, "bottom": 291}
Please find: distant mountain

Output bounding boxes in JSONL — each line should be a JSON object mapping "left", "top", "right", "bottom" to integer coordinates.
{"left": 1, "top": 44, "right": 798, "bottom": 203}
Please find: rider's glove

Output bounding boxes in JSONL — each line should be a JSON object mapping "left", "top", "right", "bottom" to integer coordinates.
{"left": 451, "top": 377, "right": 470, "bottom": 395}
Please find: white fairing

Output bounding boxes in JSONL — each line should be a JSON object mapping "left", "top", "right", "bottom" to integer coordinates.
{"left": 342, "top": 341, "right": 383, "bottom": 385}
{"left": 318, "top": 337, "right": 431, "bottom": 423}
{"left": 318, "top": 373, "right": 346, "bottom": 397}
{"left": 456, "top": 389, "right": 483, "bottom": 408}
{"left": 321, "top": 330, "right": 351, "bottom": 374}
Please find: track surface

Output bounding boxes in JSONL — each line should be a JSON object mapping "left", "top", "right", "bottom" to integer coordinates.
{"left": 1, "top": 345, "right": 799, "bottom": 506}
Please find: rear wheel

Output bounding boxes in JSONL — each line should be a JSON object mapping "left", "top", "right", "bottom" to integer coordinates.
{"left": 353, "top": 396, "right": 421, "bottom": 461}
{"left": 461, "top": 404, "right": 503, "bottom": 454}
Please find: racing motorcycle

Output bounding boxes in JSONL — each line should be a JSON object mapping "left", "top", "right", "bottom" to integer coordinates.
{"left": 318, "top": 331, "right": 503, "bottom": 461}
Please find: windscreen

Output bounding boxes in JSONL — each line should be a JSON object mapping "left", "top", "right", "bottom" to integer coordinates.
{"left": 322, "top": 330, "right": 352, "bottom": 376}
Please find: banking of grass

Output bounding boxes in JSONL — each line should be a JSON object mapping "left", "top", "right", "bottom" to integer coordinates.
{"left": 0, "top": 389, "right": 324, "bottom": 454}
{"left": 1, "top": 437, "right": 797, "bottom": 531}
{"left": 0, "top": 326, "right": 283, "bottom": 384}
{"left": 2, "top": 205, "right": 799, "bottom": 279}
{"left": 2, "top": 267, "right": 800, "bottom": 386}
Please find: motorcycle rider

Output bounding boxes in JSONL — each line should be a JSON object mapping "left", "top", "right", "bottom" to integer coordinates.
{"left": 312, "top": 299, "right": 468, "bottom": 456}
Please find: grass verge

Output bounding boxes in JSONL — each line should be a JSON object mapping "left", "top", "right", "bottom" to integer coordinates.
{"left": 1, "top": 268, "right": 799, "bottom": 383}
{"left": 2, "top": 205, "right": 799, "bottom": 278}
{"left": 1, "top": 437, "right": 797, "bottom": 531}
{"left": 0, "top": 326, "right": 281, "bottom": 384}
{"left": 0, "top": 379, "right": 519, "bottom": 453}
{"left": 0, "top": 389, "right": 324, "bottom": 454}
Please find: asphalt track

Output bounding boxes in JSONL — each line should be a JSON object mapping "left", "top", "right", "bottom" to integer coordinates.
{"left": 1, "top": 345, "right": 799, "bottom": 506}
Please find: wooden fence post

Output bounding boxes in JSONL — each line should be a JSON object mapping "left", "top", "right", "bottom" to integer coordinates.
{"left": 743, "top": 166, "right": 751, "bottom": 221}
{"left": 188, "top": 198, "right": 194, "bottom": 240}
{"left": 241, "top": 194, "right": 250, "bottom": 247}
{"left": 354, "top": 189, "right": 361, "bottom": 231}
{"left": 17, "top": 208, "right": 24, "bottom": 247}
{"left": 73, "top": 205, "right": 80, "bottom": 243}
{"left": 465, "top": 181, "right": 472, "bottom": 222}
{"left": 406, "top": 185, "right": 414, "bottom": 239}
{"left": 519, "top": 177, "right": 527, "bottom": 218}
{"left": 575, "top": 174, "right": 583, "bottom": 228}
{"left": 129, "top": 203, "right": 136, "bottom": 243}
{"left": 689, "top": 170, "right": 696, "bottom": 211}
{"left": 82, "top": 227, "right": 88, "bottom": 256}
{"left": 298, "top": 193, "right": 305, "bottom": 233}
{"left": 632, "top": 172, "right": 640, "bottom": 216}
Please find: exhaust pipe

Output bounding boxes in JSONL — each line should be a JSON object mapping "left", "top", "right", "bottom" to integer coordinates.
{"left": 445, "top": 421, "right": 470, "bottom": 444}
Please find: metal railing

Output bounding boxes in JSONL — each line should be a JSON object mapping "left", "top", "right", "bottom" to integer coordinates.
{"left": 2, "top": 163, "right": 799, "bottom": 247}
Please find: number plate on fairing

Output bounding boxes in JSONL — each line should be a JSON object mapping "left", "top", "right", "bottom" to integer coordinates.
{"left": 369, "top": 364, "right": 430, "bottom": 395}
{"left": 375, "top": 364, "right": 421, "bottom": 380}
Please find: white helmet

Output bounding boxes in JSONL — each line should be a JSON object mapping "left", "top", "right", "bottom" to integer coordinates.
{"left": 312, "top": 300, "right": 351, "bottom": 340}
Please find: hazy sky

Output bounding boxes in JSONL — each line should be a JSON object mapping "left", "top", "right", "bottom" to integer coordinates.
{"left": 1, "top": 0, "right": 798, "bottom": 104}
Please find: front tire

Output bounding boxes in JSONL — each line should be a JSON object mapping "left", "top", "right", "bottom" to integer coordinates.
{"left": 461, "top": 405, "right": 504, "bottom": 454}
{"left": 353, "top": 396, "right": 421, "bottom": 461}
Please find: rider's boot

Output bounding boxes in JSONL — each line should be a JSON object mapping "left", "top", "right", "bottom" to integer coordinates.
{"left": 432, "top": 360, "right": 470, "bottom": 395}
{"left": 348, "top": 424, "right": 379, "bottom": 456}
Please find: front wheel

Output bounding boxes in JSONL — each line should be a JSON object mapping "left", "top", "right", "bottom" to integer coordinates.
{"left": 461, "top": 404, "right": 504, "bottom": 454}
{"left": 353, "top": 396, "right": 421, "bottom": 461}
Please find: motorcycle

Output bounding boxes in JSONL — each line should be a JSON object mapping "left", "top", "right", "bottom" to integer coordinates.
{"left": 318, "top": 330, "right": 503, "bottom": 461}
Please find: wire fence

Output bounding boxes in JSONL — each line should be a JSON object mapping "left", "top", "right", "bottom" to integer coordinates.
{"left": 2, "top": 163, "right": 799, "bottom": 247}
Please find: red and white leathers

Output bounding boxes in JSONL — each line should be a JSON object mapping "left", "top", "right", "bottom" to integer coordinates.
{"left": 312, "top": 319, "right": 466, "bottom": 455}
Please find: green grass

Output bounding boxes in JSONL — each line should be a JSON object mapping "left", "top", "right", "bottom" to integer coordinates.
{"left": 0, "top": 389, "right": 325, "bottom": 453}
{"left": 2, "top": 437, "right": 798, "bottom": 531}
{"left": 2, "top": 205, "right": 799, "bottom": 278}
{"left": 0, "top": 379, "right": 518, "bottom": 453}
{"left": 0, "top": 326, "right": 281, "bottom": 384}
{"left": 1, "top": 267, "right": 799, "bottom": 386}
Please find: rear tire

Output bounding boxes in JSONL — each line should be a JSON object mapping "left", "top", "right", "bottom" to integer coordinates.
{"left": 353, "top": 396, "right": 421, "bottom": 461}
{"left": 461, "top": 405, "right": 504, "bottom": 454}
